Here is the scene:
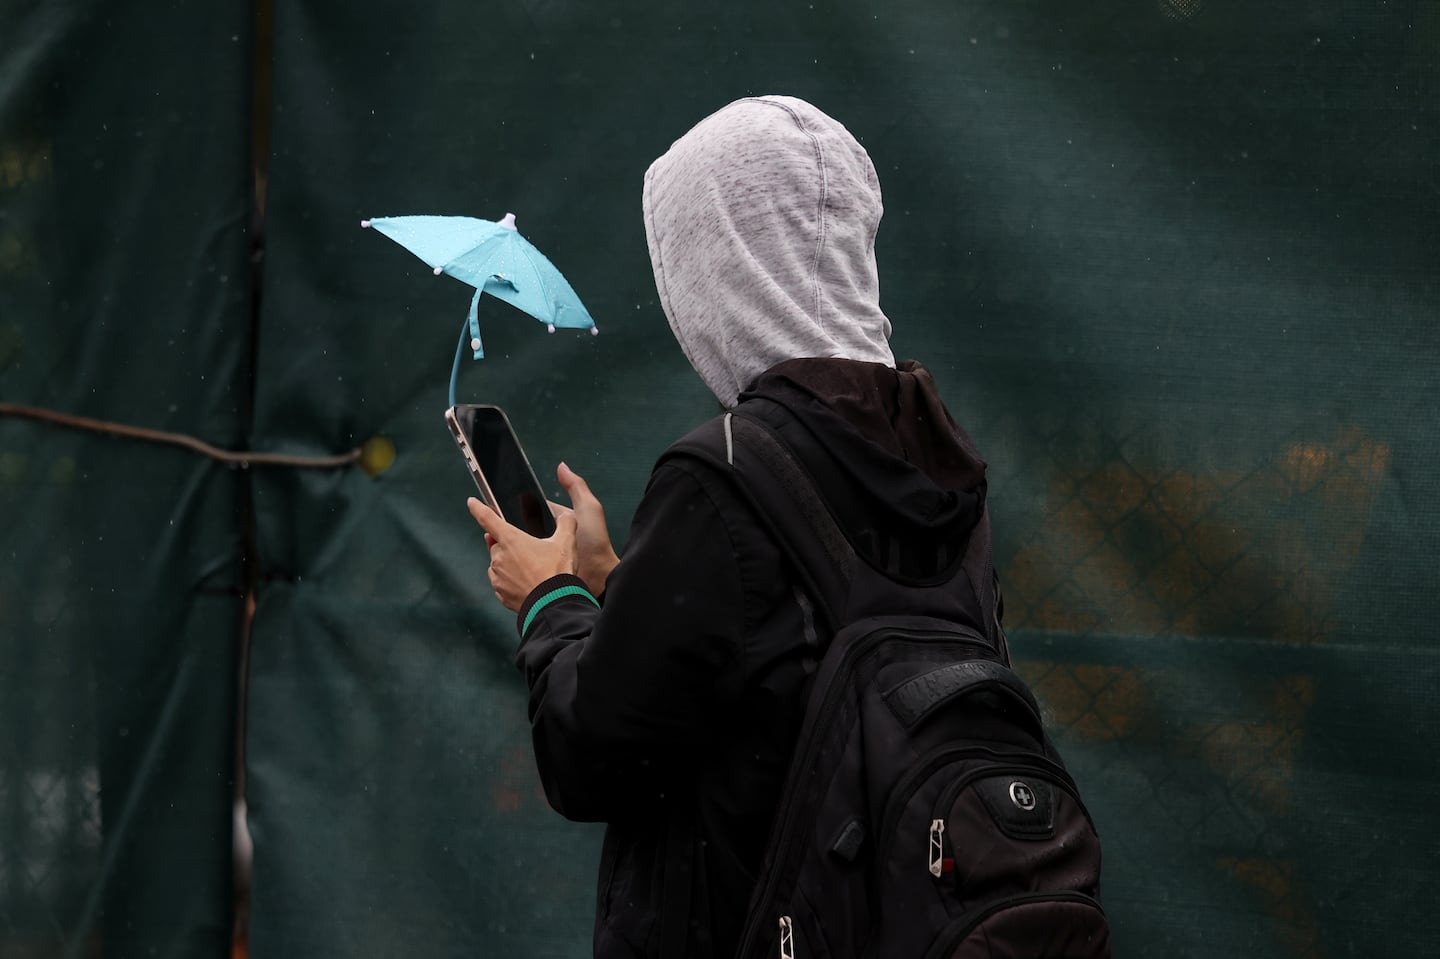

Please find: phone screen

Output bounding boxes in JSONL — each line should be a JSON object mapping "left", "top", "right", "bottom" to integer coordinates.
{"left": 448, "top": 405, "right": 556, "bottom": 538}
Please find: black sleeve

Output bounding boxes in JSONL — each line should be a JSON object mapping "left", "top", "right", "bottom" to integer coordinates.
{"left": 512, "top": 460, "right": 745, "bottom": 823}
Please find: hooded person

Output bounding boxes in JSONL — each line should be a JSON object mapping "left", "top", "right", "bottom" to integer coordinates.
{"left": 469, "top": 96, "right": 990, "bottom": 959}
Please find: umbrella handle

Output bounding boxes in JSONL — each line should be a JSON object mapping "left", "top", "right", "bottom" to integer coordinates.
{"left": 449, "top": 318, "right": 469, "bottom": 409}
{"left": 450, "top": 289, "right": 486, "bottom": 407}
{"left": 467, "top": 286, "right": 485, "bottom": 359}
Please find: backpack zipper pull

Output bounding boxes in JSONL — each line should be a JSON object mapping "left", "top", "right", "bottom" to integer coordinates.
{"left": 779, "top": 916, "right": 795, "bottom": 959}
{"left": 929, "top": 819, "right": 946, "bottom": 877}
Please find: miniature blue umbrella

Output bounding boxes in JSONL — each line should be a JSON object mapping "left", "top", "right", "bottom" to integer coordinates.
{"left": 361, "top": 213, "right": 597, "bottom": 404}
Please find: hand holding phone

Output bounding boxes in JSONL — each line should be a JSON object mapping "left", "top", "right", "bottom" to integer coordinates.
{"left": 445, "top": 404, "right": 557, "bottom": 538}
{"left": 466, "top": 495, "right": 578, "bottom": 611}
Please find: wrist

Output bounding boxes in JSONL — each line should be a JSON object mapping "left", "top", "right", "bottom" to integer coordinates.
{"left": 585, "top": 554, "right": 620, "bottom": 597}
{"left": 516, "top": 574, "right": 598, "bottom": 638}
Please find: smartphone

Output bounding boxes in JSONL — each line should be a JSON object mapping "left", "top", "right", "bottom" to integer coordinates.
{"left": 444, "top": 404, "right": 557, "bottom": 538}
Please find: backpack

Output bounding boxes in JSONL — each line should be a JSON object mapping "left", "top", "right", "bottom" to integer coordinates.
{"left": 666, "top": 402, "right": 1109, "bottom": 959}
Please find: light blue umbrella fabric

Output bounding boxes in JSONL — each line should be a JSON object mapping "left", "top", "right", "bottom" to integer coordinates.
{"left": 361, "top": 213, "right": 597, "bottom": 404}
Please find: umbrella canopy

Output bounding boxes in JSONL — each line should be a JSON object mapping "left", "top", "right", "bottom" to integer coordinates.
{"left": 362, "top": 213, "right": 597, "bottom": 402}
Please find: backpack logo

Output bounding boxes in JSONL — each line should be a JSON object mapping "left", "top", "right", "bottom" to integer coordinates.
{"left": 1009, "top": 781, "right": 1037, "bottom": 811}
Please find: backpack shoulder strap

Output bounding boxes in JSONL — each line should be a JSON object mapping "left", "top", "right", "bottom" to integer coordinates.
{"left": 663, "top": 410, "right": 856, "bottom": 630}
{"left": 660, "top": 411, "right": 856, "bottom": 958}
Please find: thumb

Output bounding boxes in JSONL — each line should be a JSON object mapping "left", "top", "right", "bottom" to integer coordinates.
{"left": 558, "top": 462, "right": 597, "bottom": 508}
{"left": 555, "top": 463, "right": 590, "bottom": 501}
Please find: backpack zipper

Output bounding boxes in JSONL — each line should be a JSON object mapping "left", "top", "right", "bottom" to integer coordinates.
{"left": 734, "top": 628, "right": 986, "bottom": 957}
{"left": 778, "top": 916, "right": 795, "bottom": 959}
{"left": 928, "top": 819, "right": 946, "bottom": 877}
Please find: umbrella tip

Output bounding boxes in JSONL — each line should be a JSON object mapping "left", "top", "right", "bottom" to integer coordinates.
{"left": 591, "top": 326, "right": 600, "bottom": 336}
{"left": 360, "top": 219, "right": 372, "bottom": 228}
{"left": 499, "top": 212, "right": 517, "bottom": 230}
{"left": 547, "top": 324, "right": 556, "bottom": 333}
{"left": 433, "top": 266, "right": 444, "bottom": 276}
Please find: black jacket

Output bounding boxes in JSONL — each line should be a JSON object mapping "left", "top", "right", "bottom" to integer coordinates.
{"left": 512, "top": 359, "right": 987, "bottom": 958}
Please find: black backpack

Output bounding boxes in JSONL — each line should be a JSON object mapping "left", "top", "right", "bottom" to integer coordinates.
{"left": 668, "top": 403, "right": 1109, "bottom": 959}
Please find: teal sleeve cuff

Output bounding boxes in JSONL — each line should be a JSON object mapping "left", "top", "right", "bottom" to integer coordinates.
{"left": 518, "top": 574, "right": 600, "bottom": 637}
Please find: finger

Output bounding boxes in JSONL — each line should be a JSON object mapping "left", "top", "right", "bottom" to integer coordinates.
{"left": 551, "top": 509, "right": 579, "bottom": 543}
{"left": 484, "top": 533, "right": 497, "bottom": 549}
{"left": 557, "top": 462, "right": 596, "bottom": 507}
{"left": 547, "top": 499, "right": 575, "bottom": 520}
{"left": 467, "top": 497, "right": 514, "bottom": 542}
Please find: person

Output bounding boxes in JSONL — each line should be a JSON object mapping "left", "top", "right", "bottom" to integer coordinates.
{"left": 469, "top": 95, "right": 990, "bottom": 959}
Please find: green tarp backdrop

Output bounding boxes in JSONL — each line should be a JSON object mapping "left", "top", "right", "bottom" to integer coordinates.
{"left": 2, "top": 1, "right": 1436, "bottom": 957}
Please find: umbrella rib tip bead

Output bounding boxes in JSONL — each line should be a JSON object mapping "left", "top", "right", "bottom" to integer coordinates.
{"left": 591, "top": 326, "right": 600, "bottom": 336}
{"left": 471, "top": 337, "right": 482, "bottom": 352}
{"left": 434, "top": 266, "right": 444, "bottom": 276}
{"left": 360, "top": 219, "right": 372, "bottom": 228}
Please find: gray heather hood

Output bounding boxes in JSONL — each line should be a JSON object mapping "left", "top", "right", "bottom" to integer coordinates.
{"left": 642, "top": 96, "right": 896, "bottom": 407}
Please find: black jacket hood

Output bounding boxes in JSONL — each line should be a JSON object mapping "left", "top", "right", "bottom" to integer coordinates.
{"left": 737, "top": 357, "right": 987, "bottom": 581}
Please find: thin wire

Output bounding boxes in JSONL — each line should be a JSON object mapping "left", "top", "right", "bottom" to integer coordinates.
{"left": 449, "top": 316, "right": 468, "bottom": 409}
{"left": 0, "top": 402, "right": 362, "bottom": 469}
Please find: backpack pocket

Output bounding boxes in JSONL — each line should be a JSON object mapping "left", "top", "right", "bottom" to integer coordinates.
{"left": 871, "top": 750, "right": 1102, "bottom": 953}
{"left": 931, "top": 764, "right": 1101, "bottom": 909}
{"left": 926, "top": 892, "right": 1110, "bottom": 959}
